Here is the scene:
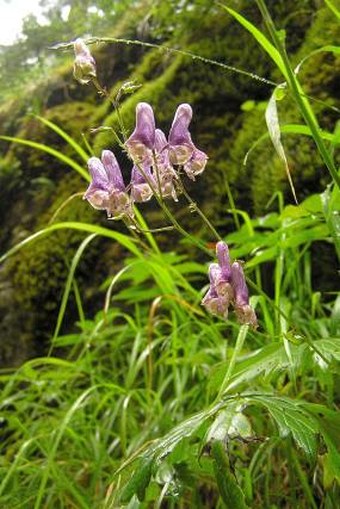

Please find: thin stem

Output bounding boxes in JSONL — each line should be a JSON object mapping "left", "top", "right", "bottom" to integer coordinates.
{"left": 132, "top": 159, "right": 211, "bottom": 254}
{"left": 215, "top": 324, "right": 249, "bottom": 400}
{"left": 179, "top": 183, "right": 222, "bottom": 241}
{"left": 91, "top": 77, "right": 127, "bottom": 142}
{"left": 224, "top": 175, "right": 240, "bottom": 230}
{"left": 85, "top": 37, "right": 279, "bottom": 88}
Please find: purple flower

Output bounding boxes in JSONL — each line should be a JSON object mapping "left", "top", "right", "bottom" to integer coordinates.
{"left": 73, "top": 38, "right": 96, "bottom": 85}
{"left": 184, "top": 148, "right": 208, "bottom": 180}
{"left": 168, "top": 104, "right": 208, "bottom": 180}
{"left": 125, "top": 103, "right": 156, "bottom": 162}
{"left": 201, "top": 264, "right": 230, "bottom": 318}
{"left": 201, "top": 241, "right": 234, "bottom": 318}
{"left": 130, "top": 162, "right": 155, "bottom": 203}
{"left": 84, "top": 150, "right": 133, "bottom": 219}
{"left": 230, "top": 262, "right": 258, "bottom": 329}
{"left": 154, "top": 129, "right": 178, "bottom": 201}
{"left": 201, "top": 242, "right": 258, "bottom": 328}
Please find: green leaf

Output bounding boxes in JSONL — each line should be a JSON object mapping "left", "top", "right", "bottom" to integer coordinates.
{"left": 206, "top": 403, "right": 252, "bottom": 443}
{"left": 222, "top": 6, "right": 287, "bottom": 79}
{"left": 120, "top": 457, "right": 153, "bottom": 503}
{"left": 0, "top": 135, "right": 90, "bottom": 181}
{"left": 211, "top": 441, "right": 248, "bottom": 509}
{"left": 265, "top": 88, "right": 297, "bottom": 203}
{"left": 325, "top": 0, "right": 340, "bottom": 20}
{"left": 35, "top": 115, "right": 90, "bottom": 163}
{"left": 0, "top": 221, "right": 140, "bottom": 264}
{"left": 251, "top": 395, "right": 318, "bottom": 460}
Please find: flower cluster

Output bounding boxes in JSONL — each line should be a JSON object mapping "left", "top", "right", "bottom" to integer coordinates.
{"left": 84, "top": 102, "right": 208, "bottom": 219}
{"left": 201, "top": 241, "right": 258, "bottom": 328}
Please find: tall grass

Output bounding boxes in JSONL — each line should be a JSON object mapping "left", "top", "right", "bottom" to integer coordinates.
{"left": 0, "top": 2, "right": 339, "bottom": 507}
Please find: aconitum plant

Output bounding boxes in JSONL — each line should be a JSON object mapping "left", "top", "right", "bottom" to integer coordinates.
{"left": 76, "top": 38, "right": 257, "bottom": 328}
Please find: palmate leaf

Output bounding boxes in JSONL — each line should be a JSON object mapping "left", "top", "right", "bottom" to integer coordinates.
{"left": 209, "top": 338, "right": 340, "bottom": 395}
{"left": 114, "top": 389, "right": 339, "bottom": 502}
{"left": 249, "top": 395, "right": 319, "bottom": 459}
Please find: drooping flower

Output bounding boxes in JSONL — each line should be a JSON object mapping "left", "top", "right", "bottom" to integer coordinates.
{"left": 84, "top": 150, "right": 133, "bottom": 219}
{"left": 125, "top": 102, "right": 156, "bottom": 162}
{"left": 73, "top": 38, "right": 96, "bottom": 85}
{"left": 130, "top": 162, "right": 155, "bottom": 203}
{"left": 230, "top": 262, "right": 258, "bottom": 329}
{"left": 201, "top": 263, "right": 230, "bottom": 318}
{"left": 201, "top": 241, "right": 258, "bottom": 328}
{"left": 201, "top": 241, "right": 234, "bottom": 318}
{"left": 168, "top": 103, "right": 208, "bottom": 180}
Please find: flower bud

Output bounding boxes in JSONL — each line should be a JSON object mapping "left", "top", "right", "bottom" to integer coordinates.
{"left": 73, "top": 38, "right": 96, "bottom": 85}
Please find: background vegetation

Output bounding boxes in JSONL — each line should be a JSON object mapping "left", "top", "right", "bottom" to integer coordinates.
{"left": 0, "top": 0, "right": 339, "bottom": 507}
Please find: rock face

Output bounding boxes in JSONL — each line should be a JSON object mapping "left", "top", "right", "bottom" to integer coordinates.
{"left": 0, "top": 1, "right": 338, "bottom": 366}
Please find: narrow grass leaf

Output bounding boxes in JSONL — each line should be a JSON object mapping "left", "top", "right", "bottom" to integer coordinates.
{"left": 0, "top": 221, "right": 140, "bottom": 263}
{"left": 36, "top": 115, "right": 90, "bottom": 162}
{"left": 265, "top": 89, "right": 298, "bottom": 203}
{"left": 325, "top": 0, "right": 340, "bottom": 20}
{"left": 222, "top": 6, "right": 287, "bottom": 79}
{"left": 0, "top": 135, "right": 90, "bottom": 181}
{"left": 52, "top": 233, "right": 97, "bottom": 344}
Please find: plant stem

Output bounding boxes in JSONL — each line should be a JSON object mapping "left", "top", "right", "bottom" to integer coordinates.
{"left": 179, "top": 183, "right": 222, "bottom": 241}
{"left": 216, "top": 324, "right": 249, "bottom": 400}
{"left": 255, "top": 0, "right": 340, "bottom": 189}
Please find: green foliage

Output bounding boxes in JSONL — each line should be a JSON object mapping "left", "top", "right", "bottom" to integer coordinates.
{"left": 0, "top": 1, "right": 340, "bottom": 508}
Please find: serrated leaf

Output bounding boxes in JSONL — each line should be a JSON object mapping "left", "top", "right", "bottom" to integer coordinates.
{"left": 209, "top": 342, "right": 308, "bottom": 394}
{"left": 251, "top": 395, "right": 318, "bottom": 460}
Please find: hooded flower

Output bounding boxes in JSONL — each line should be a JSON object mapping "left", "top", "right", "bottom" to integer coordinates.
{"left": 201, "top": 241, "right": 234, "bottom": 318}
{"left": 84, "top": 150, "right": 133, "bottom": 219}
{"left": 73, "top": 38, "right": 96, "bottom": 85}
{"left": 201, "top": 242, "right": 258, "bottom": 328}
{"left": 168, "top": 103, "right": 208, "bottom": 180}
{"left": 125, "top": 102, "right": 156, "bottom": 162}
{"left": 230, "top": 262, "right": 258, "bottom": 329}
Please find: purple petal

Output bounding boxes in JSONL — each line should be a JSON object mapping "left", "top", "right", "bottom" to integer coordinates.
{"left": 126, "top": 102, "right": 156, "bottom": 161}
{"left": 101, "top": 150, "right": 125, "bottom": 191}
{"left": 155, "top": 128, "right": 168, "bottom": 152}
{"left": 106, "top": 191, "right": 134, "bottom": 219}
{"left": 208, "top": 263, "right": 221, "bottom": 289}
{"left": 230, "top": 262, "right": 249, "bottom": 306}
{"left": 216, "top": 242, "right": 231, "bottom": 279}
{"left": 84, "top": 187, "right": 110, "bottom": 211}
{"left": 184, "top": 148, "right": 208, "bottom": 180}
{"left": 234, "top": 304, "right": 258, "bottom": 329}
{"left": 87, "top": 157, "right": 109, "bottom": 189}
{"left": 130, "top": 163, "right": 154, "bottom": 202}
{"left": 201, "top": 289, "right": 229, "bottom": 318}
{"left": 168, "top": 104, "right": 195, "bottom": 165}
{"left": 168, "top": 104, "right": 193, "bottom": 146}
{"left": 153, "top": 129, "right": 178, "bottom": 200}
{"left": 85, "top": 153, "right": 132, "bottom": 219}
{"left": 231, "top": 262, "right": 258, "bottom": 328}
